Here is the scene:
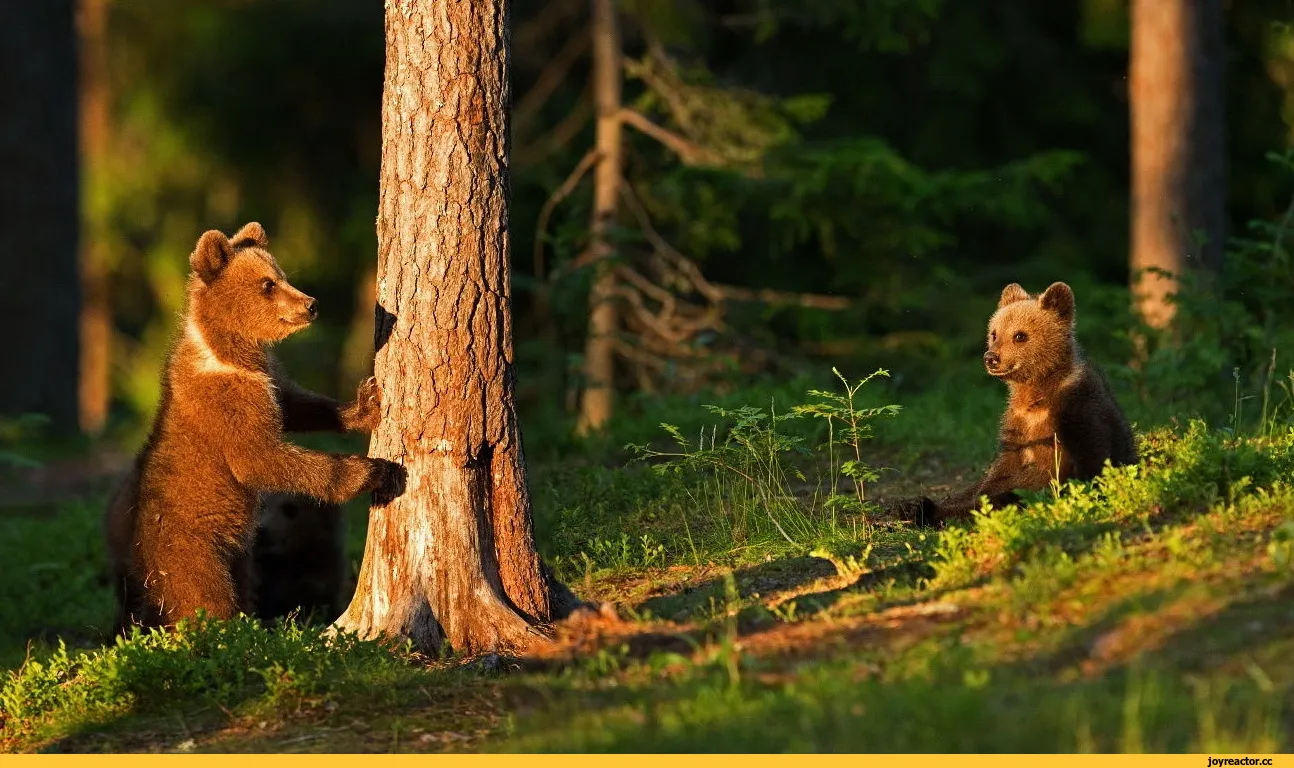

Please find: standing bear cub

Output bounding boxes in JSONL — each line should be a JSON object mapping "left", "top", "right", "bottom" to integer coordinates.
{"left": 905, "top": 281, "right": 1137, "bottom": 527}
{"left": 105, "top": 222, "right": 404, "bottom": 632}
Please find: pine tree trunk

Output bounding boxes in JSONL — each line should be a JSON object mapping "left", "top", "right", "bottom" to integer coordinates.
{"left": 0, "top": 1, "right": 80, "bottom": 431}
{"left": 336, "top": 0, "right": 578, "bottom": 655}
{"left": 77, "top": 0, "right": 111, "bottom": 434}
{"left": 574, "top": 0, "right": 624, "bottom": 436}
{"left": 1129, "top": 0, "right": 1227, "bottom": 329}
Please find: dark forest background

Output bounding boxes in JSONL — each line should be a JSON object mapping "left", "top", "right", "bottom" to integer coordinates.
{"left": 5, "top": 0, "right": 1294, "bottom": 455}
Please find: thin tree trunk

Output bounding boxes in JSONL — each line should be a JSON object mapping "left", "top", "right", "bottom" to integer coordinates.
{"left": 77, "top": 0, "right": 111, "bottom": 434}
{"left": 336, "top": 0, "right": 577, "bottom": 655}
{"left": 1129, "top": 0, "right": 1227, "bottom": 330}
{"left": 0, "top": 1, "right": 80, "bottom": 431}
{"left": 574, "top": 0, "right": 624, "bottom": 436}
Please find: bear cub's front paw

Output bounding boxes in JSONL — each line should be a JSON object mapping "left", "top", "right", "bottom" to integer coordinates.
{"left": 341, "top": 376, "right": 382, "bottom": 433}
{"left": 891, "top": 496, "right": 942, "bottom": 528}
{"left": 368, "top": 458, "right": 406, "bottom": 506}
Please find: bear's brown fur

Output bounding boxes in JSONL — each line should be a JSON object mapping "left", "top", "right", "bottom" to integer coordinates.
{"left": 105, "top": 222, "right": 402, "bottom": 632}
{"left": 252, "top": 493, "right": 348, "bottom": 624}
{"left": 907, "top": 281, "right": 1137, "bottom": 527}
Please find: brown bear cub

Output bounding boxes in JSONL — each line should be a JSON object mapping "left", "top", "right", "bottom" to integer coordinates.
{"left": 905, "top": 281, "right": 1137, "bottom": 527}
{"left": 252, "top": 493, "right": 348, "bottom": 625}
{"left": 105, "top": 222, "right": 403, "bottom": 633}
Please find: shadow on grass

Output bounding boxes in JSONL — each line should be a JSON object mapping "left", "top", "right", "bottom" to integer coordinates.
{"left": 496, "top": 577, "right": 1294, "bottom": 753}
{"left": 19, "top": 624, "right": 505, "bottom": 755}
{"left": 23, "top": 556, "right": 1294, "bottom": 753}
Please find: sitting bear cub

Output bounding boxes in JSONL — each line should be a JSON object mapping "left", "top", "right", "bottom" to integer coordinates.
{"left": 905, "top": 281, "right": 1137, "bottom": 526}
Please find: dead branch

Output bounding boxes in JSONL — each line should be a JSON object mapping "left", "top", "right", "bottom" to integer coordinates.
{"left": 533, "top": 149, "right": 600, "bottom": 281}
{"left": 515, "top": 0, "right": 582, "bottom": 52}
{"left": 614, "top": 340, "right": 660, "bottom": 393}
{"left": 514, "top": 33, "right": 590, "bottom": 137}
{"left": 711, "top": 284, "right": 851, "bottom": 310}
{"left": 617, "top": 108, "right": 710, "bottom": 165}
{"left": 616, "top": 180, "right": 720, "bottom": 298}
{"left": 618, "top": 180, "right": 851, "bottom": 311}
{"left": 516, "top": 98, "right": 593, "bottom": 168}
{"left": 614, "top": 264, "right": 680, "bottom": 324}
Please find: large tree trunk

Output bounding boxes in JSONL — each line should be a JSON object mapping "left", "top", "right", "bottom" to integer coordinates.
{"left": 336, "top": 0, "right": 577, "bottom": 655}
{"left": 77, "top": 0, "right": 111, "bottom": 434}
{"left": 0, "top": 1, "right": 80, "bottom": 431}
{"left": 574, "top": 0, "right": 624, "bottom": 436}
{"left": 1129, "top": 0, "right": 1227, "bottom": 329}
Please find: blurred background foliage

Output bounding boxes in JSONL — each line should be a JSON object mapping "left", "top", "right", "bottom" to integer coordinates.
{"left": 12, "top": 0, "right": 1294, "bottom": 455}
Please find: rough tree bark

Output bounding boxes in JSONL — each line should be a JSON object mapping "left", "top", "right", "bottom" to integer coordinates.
{"left": 77, "top": 0, "right": 111, "bottom": 434}
{"left": 335, "top": 0, "right": 580, "bottom": 654}
{"left": 1129, "top": 0, "right": 1227, "bottom": 329}
{"left": 0, "top": 1, "right": 80, "bottom": 431}
{"left": 574, "top": 0, "right": 624, "bottom": 436}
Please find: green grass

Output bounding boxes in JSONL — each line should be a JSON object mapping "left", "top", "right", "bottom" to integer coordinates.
{"left": 497, "top": 432, "right": 1294, "bottom": 752}
{"left": 0, "top": 498, "right": 116, "bottom": 670}
{"left": 4, "top": 368, "right": 1294, "bottom": 752}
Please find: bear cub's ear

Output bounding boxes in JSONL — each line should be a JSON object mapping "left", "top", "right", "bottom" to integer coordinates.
{"left": 230, "top": 221, "right": 269, "bottom": 250}
{"left": 190, "top": 230, "right": 233, "bottom": 285}
{"left": 1039, "top": 281, "right": 1076, "bottom": 323}
{"left": 997, "top": 283, "right": 1030, "bottom": 308}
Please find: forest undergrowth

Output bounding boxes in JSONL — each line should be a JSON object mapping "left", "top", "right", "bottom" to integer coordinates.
{"left": 3, "top": 354, "right": 1294, "bottom": 752}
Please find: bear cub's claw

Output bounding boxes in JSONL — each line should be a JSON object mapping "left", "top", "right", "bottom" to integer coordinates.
{"left": 342, "top": 376, "right": 383, "bottom": 433}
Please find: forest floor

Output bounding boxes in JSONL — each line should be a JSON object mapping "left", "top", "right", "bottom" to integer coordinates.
{"left": 2, "top": 377, "right": 1293, "bottom": 753}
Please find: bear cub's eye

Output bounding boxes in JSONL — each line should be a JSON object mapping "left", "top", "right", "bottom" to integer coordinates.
{"left": 261, "top": 278, "right": 275, "bottom": 296}
{"left": 990, "top": 330, "right": 997, "bottom": 342}
{"left": 1013, "top": 331, "right": 1028, "bottom": 343}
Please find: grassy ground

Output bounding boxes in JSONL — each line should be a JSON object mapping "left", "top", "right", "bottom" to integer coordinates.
{"left": 2, "top": 367, "right": 1293, "bottom": 752}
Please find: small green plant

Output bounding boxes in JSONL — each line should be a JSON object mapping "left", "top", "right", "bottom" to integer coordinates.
{"left": 551, "top": 532, "right": 668, "bottom": 581}
{"left": 809, "top": 541, "right": 873, "bottom": 581}
{"left": 793, "top": 368, "right": 902, "bottom": 525}
{"left": 767, "top": 600, "right": 801, "bottom": 624}
{"left": 628, "top": 369, "right": 900, "bottom": 550}
{"left": 715, "top": 572, "right": 741, "bottom": 689}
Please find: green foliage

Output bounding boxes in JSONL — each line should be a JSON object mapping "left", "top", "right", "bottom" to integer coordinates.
{"left": 1077, "top": 151, "right": 1294, "bottom": 430}
{"left": 763, "top": 141, "right": 1083, "bottom": 264}
{"left": 1, "top": 616, "right": 414, "bottom": 749}
{"left": 793, "top": 368, "right": 902, "bottom": 517}
{"left": 742, "top": 0, "right": 945, "bottom": 52}
{"left": 0, "top": 415, "right": 48, "bottom": 470}
{"left": 931, "top": 422, "right": 1294, "bottom": 588}
{"left": 502, "top": 653, "right": 1283, "bottom": 753}
{"left": 0, "top": 499, "right": 113, "bottom": 666}
{"left": 1269, "top": 520, "right": 1294, "bottom": 572}
{"left": 627, "top": 369, "right": 899, "bottom": 549}
{"left": 9, "top": 381, "right": 1294, "bottom": 752}
{"left": 551, "top": 532, "right": 669, "bottom": 583}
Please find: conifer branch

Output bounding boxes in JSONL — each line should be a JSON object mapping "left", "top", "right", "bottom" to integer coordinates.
{"left": 617, "top": 108, "right": 710, "bottom": 165}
